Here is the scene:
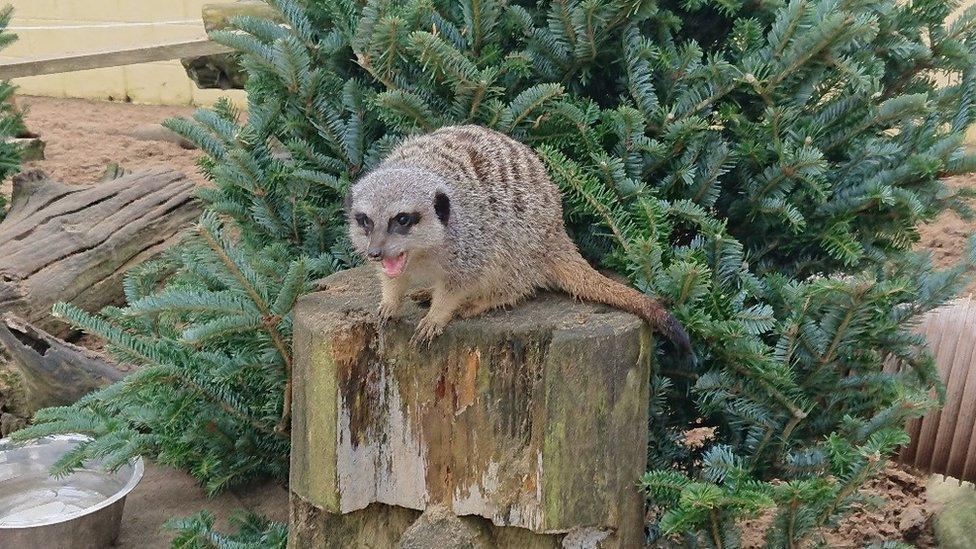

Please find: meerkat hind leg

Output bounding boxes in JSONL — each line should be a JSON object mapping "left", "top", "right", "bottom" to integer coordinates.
{"left": 458, "top": 290, "right": 527, "bottom": 319}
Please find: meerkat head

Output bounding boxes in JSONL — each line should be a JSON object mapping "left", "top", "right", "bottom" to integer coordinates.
{"left": 346, "top": 166, "right": 452, "bottom": 278}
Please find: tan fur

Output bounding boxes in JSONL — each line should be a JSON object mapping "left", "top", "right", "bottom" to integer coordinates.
{"left": 346, "top": 125, "right": 693, "bottom": 355}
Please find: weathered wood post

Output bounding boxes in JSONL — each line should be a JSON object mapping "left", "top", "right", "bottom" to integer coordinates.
{"left": 290, "top": 267, "right": 654, "bottom": 548}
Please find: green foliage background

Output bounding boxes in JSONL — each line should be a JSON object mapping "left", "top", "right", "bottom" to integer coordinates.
{"left": 14, "top": 0, "right": 976, "bottom": 545}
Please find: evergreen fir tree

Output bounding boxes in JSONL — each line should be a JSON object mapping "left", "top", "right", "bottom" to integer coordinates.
{"left": 0, "top": 5, "right": 25, "bottom": 219}
{"left": 14, "top": 0, "right": 976, "bottom": 545}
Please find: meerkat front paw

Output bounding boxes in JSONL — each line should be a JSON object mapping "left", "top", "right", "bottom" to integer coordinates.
{"left": 410, "top": 315, "right": 446, "bottom": 347}
{"left": 377, "top": 300, "right": 403, "bottom": 325}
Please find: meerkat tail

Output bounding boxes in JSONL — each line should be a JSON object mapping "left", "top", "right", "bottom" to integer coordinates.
{"left": 547, "top": 251, "right": 694, "bottom": 358}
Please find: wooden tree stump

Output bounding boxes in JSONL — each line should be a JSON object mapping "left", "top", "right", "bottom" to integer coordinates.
{"left": 290, "top": 267, "right": 653, "bottom": 548}
{"left": 0, "top": 168, "right": 200, "bottom": 338}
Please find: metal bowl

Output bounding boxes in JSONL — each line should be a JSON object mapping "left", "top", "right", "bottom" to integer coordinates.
{"left": 0, "top": 434, "right": 144, "bottom": 549}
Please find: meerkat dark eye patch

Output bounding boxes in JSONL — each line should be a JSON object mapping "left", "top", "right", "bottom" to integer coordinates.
{"left": 354, "top": 213, "right": 373, "bottom": 232}
{"left": 388, "top": 212, "right": 421, "bottom": 234}
{"left": 434, "top": 192, "right": 450, "bottom": 225}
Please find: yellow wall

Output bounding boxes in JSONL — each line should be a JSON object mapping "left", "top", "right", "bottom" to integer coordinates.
{"left": 2, "top": 0, "right": 246, "bottom": 106}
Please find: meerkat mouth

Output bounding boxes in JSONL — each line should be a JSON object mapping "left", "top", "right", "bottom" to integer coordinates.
{"left": 381, "top": 252, "right": 408, "bottom": 278}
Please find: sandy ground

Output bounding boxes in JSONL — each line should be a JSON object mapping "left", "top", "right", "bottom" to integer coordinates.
{"left": 117, "top": 462, "right": 288, "bottom": 548}
{"left": 6, "top": 96, "right": 206, "bottom": 190}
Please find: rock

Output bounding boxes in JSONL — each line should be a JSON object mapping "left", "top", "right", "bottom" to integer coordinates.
{"left": 897, "top": 505, "right": 926, "bottom": 540}
{"left": 0, "top": 411, "right": 27, "bottom": 436}
{"left": 8, "top": 137, "right": 45, "bottom": 161}
{"left": 181, "top": 54, "right": 247, "bottom": 90}
{"left": 928, "top": 475, "right": 976, "bottom": 549}
{"left": 397, "top": 504, "right": 489, "bottom": 549}
{"left": 0, "top": 357, "right": 29, "bottom": 417}
{"left": 288, "top": 267, "right": 653, "bottom": 548}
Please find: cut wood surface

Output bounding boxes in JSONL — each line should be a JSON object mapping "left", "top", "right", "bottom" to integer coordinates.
{"left": 0, "top": 314, "right": 127, "bottom": 413}
{"left": 0, "top": 168, "right": 200, "bottom": 338}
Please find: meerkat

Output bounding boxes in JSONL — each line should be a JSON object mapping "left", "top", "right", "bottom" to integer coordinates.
{"left": 345, "top": 125, "right": 693, "bottom": 356}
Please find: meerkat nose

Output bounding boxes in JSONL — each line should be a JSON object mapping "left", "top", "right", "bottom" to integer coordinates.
{"left": 367, "top": 247, "right": 383, "bottom": 260}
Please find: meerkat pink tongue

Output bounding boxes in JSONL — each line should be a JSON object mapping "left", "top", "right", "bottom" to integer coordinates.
{"left": 381, "top": 253, "right": 407, "bottom": 278}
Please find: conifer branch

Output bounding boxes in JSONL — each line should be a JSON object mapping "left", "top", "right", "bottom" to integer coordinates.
{"left": 197, "top": 220, "right": 294, "bottom": 430}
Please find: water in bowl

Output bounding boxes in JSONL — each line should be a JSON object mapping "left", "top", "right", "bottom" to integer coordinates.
{"left": 0, "top": 469, "right": 124, "bottom": 527}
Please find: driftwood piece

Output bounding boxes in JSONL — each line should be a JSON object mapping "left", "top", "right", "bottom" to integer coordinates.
{"left": 0, "top": 314, "right": 126, "bottom": 414}
{"left": 182, "top": 2, "right": 283, "bottom": 90}
{"left": 290, "top": 267, "right": 651, "bottom": 548}
{"left": 0, "top": 168, "right": 200, "bottom": 338}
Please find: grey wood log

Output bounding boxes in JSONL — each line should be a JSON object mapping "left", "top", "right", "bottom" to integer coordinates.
{"left": 0, "top": 313, "right": 127, "bottom": 413}
{"left": 289, "top": 267, "right": 653, "bottom": 548}
{"left": 0, "top": 168, "right": 200, "bottom": 338}
{"left": 182, "top": 2, "right": 283, "bottom": 90}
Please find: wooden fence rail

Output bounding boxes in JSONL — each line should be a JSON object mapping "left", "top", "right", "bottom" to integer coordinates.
{"left": 0, "top": 39, "right": 232, "bottom": 80}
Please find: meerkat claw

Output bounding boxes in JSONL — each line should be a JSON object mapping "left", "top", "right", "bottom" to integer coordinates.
{"left": 410, "top": 317, "right": 443, "bottom": 348}
{"left": 377, "top": 301, "right": 402, "bottom": 324}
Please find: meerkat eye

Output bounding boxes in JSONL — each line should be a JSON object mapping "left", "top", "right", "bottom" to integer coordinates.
{"left": 354, "top": 213, "right": 372, "bottom": 232}
{"left": 389, "top": 212, "right": 420, "bottom": 234}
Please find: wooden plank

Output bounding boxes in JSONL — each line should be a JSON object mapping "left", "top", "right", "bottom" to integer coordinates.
{"left": 0, "top": 39, "right": 234, "bottom": 80}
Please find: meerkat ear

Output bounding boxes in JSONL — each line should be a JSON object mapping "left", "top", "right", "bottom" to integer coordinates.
{"left": 434, "top": 191, "right": 450, "bottom": 225}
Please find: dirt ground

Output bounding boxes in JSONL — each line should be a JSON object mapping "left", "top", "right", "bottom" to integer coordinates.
{"left": 6, "top": 96, "right": 205, "bottom": 190}
{"left": 738, "top": 464, "right": 942, "bottom": 548}
{"left": 2, "top": 96, "right": 976, "bottom": 547}
{"left": 118, "top": 462, "right": 289, "bottom": 548}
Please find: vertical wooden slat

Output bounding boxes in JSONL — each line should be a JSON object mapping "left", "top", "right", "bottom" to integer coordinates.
{"left": 945, "top": 304, "right": 976, "bottom": 476}
{"left": 897, "top": 299, "right": 976, "bottom": 482}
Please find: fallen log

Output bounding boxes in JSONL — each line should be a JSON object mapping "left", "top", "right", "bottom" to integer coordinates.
{"left": 0, "top": 313, "right": 127, "bottom": 414}
{"left": 0, "top": 167, "right": 200, "bottom": 338}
